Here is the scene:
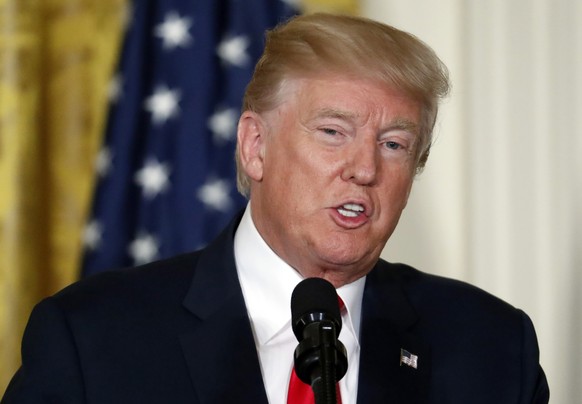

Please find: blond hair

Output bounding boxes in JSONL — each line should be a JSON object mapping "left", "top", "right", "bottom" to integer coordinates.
{"left": 236, "top": 13, "right": 450, "bottom": 197}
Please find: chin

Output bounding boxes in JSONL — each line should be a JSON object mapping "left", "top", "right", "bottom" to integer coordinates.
{"left": 307, "top": 232, "right": 379, "bottom": 267}
{"left": 316, "top": 246, "right": 372, "bottom": 270}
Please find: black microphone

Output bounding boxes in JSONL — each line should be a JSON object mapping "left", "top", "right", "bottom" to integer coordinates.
{"left": 291, "top": 278, "right": 348, "bottom": 404}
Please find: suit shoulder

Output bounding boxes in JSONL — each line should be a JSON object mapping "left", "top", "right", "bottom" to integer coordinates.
{"left": 370, "top": 261, "right": 548, "bottom": 402}
{"left": 50, "top": 251, "right": 202, "bottom": 312}
{"left": 374, "top": 260, "right": 521, "bottom": 320}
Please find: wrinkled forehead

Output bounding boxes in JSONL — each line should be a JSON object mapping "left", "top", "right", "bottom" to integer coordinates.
{"left": 269, "top": 74, "right": 422, "bottom": 132}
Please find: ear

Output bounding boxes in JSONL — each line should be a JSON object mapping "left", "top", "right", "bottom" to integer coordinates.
{"left": 237, "top": 111, "right": 267, "bottom": 182}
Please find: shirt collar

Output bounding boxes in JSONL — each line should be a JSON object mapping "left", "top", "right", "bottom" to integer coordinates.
{"left": 234, "top": 205, "right": 302, "bottom": 345}
{"left": 234, "top": 204, "right": 365, "bottom": 346}
{"left": 337, "top": 276, "right": 365, "bottom": 345}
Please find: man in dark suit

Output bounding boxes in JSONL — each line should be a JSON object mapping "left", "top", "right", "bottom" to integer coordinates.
{"left": 3, "top": 13, "right": 549, "bottom": 403}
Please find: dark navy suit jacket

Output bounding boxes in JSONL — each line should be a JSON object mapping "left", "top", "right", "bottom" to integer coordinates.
{"left": 2, "top": 214, "right": 549, "bottom": 403}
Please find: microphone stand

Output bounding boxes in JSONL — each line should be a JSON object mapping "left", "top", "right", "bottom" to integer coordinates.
{"left": 291, "top": 278, "right": 348, "bottom": 404}
{"left": 310, "top": 321, "right": 339, "bottom": 404}
{"left": 295, "top": 320, "right": 346, "bottom": 404}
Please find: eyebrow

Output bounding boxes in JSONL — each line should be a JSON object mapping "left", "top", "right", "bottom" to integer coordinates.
{"left": 311, "top": 108, "right": 420, "bottom": 137}
{"left": 386, "top": 117, "right": 420, "bottom": 137}
{"left": 310, "top": 108, "right": 358, "bottom": 122}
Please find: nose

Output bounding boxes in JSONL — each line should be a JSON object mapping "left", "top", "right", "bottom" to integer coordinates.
{"left": 340, "top": 137, "right": 379, "bottom": 185}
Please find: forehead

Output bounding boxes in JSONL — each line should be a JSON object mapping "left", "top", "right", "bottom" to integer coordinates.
{"left": 279, "top": 75, "right": 422, "bottom": 130}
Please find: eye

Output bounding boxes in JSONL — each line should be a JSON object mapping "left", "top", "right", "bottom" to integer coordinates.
{"left": 384, "top": 140, "right": 402, "bottom": 150}
{"left": 321, "top": 128, "right": 339, "bottom": 136}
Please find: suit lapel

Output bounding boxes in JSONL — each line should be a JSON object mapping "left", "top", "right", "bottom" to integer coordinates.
{"left": 357, "top": 261, "right": 430, "bottom": 404}
{"left": 179, "top": 214, "right": 269, "bottom": 404}
{"left": 177, "top": 215, "right": 430, "bottom": 403}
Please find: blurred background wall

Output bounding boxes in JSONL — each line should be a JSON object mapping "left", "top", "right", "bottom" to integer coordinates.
{"left": 1, "top": 0, "right": 579, "bottom": 401}
{"left": 371, "top": 1, "right": 582, "bottom": 403}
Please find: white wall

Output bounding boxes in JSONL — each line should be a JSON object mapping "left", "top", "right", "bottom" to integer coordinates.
{"left": 365, "top": 1, "right": 582, "bottom": 402}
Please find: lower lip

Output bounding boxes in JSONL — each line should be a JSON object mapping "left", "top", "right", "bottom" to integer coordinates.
{"left": 330, "top": 208, "right": 369, "bottom": 229}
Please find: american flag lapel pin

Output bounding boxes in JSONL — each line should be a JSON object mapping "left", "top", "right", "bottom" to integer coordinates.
{"left": 400, "top": 348, "right": 419, "bottom": 369}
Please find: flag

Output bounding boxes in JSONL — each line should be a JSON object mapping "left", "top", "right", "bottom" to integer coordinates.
{"left": 81, "top": 0, "right": 298, "bottom": 276}
{"left": 400, "top": 349, "right": 419, "bottom": 369}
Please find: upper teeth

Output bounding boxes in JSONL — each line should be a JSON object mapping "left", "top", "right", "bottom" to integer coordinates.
{"left": 338, "top": 203, "right": 364, "bottom": 217}
{"left": 342, "top": 203, "right": 364, "bottom": 212}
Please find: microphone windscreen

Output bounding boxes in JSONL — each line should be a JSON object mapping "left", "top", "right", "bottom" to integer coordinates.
{"left": 291, "top": 278, "right": 341, "bottom": 338}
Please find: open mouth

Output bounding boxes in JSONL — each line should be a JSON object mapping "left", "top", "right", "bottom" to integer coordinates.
{"left": 337, "top": 203, "right": 365, "bottom": 218}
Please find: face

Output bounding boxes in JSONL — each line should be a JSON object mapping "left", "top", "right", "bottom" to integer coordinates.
{"left": 238, "top": 75, "right": 421, "bottom": 287}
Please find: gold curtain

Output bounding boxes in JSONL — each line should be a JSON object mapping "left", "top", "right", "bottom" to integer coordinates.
{"left": 0, "top": 0, "right": 127, "bottom": 393}
{"left": 302, "top": 0, "right": 359, "bottom": 14}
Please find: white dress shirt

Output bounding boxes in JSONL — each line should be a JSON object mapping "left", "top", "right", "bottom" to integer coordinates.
{"left": 234, "top": 205, "right": 365, "bottom": 404}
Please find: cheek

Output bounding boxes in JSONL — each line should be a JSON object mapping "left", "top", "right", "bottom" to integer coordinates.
{"left": 269, "top": 138, "right": 323, "bottom": 183}
{"left": 262, "top": 146, "right": 308, "bottom": 207}
{"left": 380, "top": 170, "right": 414, "bottom": 210}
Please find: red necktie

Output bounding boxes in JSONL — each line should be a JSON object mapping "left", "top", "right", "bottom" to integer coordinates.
{"left": 287, "top": 298, "right": 345, "bottom": 404}
{"left": 287, "top": 367, "right": 342, "bottom": 404}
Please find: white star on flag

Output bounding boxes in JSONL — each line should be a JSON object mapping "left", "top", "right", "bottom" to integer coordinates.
{"left": 95, "top": 147, "right": 113, "bottom": 177}
{"left": 134, "top": 159, "right": 171, "bottom": 199}
{"left": 83, "top": 220, "right": 103, "bottom": 251}
{"left": 144, "top": 85, "right": 181, "bottom": 125}
{"left": 197, "top": 178, "right": 233, "bottom": 212}
{"left": 208, "top": 107, "right": 238, "bottom": 143}
{"left": 154, "top": 11, "right": 193, "bottom": 50}
{"left": 217, "top": 35, "right": 250, "bottom": 67}
{"left": 128, "top": 232, "right": 160, "bottom": 265}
